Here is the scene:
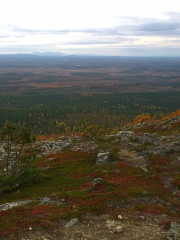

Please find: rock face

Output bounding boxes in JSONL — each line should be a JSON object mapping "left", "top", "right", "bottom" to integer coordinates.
{"left": 96, "top": 152, "right": 110, "bottom": 164}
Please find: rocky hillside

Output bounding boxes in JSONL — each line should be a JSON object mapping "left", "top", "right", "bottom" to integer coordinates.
{"left": 1, "top": 113, "right": 180, "bottom": 240}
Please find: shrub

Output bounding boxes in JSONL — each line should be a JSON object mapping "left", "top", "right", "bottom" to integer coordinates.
{"left": 133, "top": 114, "right": 151, "bottom": 124}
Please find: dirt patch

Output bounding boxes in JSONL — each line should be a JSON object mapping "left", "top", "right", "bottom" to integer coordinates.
{"left": 1, "top": 212, "right": 176, "bottom": 240}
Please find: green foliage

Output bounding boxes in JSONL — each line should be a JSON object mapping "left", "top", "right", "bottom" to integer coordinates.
{"left": 0, "top": 175, "right": 18, "bottom": 193}
{"left": 0, "top": 120, "right": 41, "bottom": 193}
{"left": 17, "top": 168, "right": 43, "bottom": 186}
{"left": 0, "top": 92, "right": 180, "bottom": 135}
{"left": 0, "top": 167, "right": 42, "bottom": 193}
{"left": 96, "top": 136, "right": 117, "bottom": 143}
{"left": 0, "top": 120, "right": 36, "bottom": 176}
{"left": 109, "top": 148, "right": 119, "bottom": 162}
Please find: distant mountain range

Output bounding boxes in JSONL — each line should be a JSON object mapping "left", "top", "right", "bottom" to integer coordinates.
{"left": 29, "top": 52, "right": 105, "bottom": 57}
{"left": 0, "top": 52, "right": 105, "bottom": 57}
{"left": 30, "top": 52, "right": 67, "bottom": 56}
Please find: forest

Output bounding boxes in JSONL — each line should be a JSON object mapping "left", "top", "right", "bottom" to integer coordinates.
{"left": 0, "top": 55, "right": 180, "bottom": 135}
{"left": 0, "top": 92, "right": 180, "bottom": 135}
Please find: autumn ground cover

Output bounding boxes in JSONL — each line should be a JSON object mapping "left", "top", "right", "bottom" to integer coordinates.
{"left": 1, "top": 111, "right": 180, "bottom": 237}
{"left": 1, "top": 140, "right": 180, "bottom": 237}
{"left": 130, "top": 111, "right": 180, "bottom": 135}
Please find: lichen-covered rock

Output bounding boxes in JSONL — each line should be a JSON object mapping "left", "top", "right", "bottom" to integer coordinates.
{"left": 166, "top": 222, "right": 180, "bottom": 240}
{"left": 96, "top": 152, "right": 110, "bottom": 164}
{"left": 116, "top": 131, "right": 133, "bottom": 142}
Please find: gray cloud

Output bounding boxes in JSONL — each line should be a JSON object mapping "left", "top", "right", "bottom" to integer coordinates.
{"left": 134, "top": 22, "right": 180, "bottom": 36}
{"left": 63, "top": 37, "right": 139, "bottom": 45}
{"left": 2, "top": 11, "right": 180, "bottom": 56}
{"left": 12, "top": 13, "right": 180, "bottom": 38}
{"left": 0, "top": 34, "right": 11, "bottom": 38}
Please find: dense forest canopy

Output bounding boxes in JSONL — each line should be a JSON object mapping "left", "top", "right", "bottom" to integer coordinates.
{"left": 0, "top": 92, "right": 180, "bottom": 135}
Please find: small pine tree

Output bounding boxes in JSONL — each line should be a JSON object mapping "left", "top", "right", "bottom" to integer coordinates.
{"left": 0, "top": 120, "right": 36, "bottom": 176}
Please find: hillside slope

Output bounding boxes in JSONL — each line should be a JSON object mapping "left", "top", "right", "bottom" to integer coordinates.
{"left": 1, "top": 113, "right": 180, "bottom": 239}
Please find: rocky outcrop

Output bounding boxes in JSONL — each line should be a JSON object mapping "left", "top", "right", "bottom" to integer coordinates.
{"left": 121, "top": 116, "right": 180, "bottom": 133}
{"left": 116, "top": 131, "right": 133, "bottom": 141}
{"left": 35, "top": 137, "right": 72, "bottom": 156}
{"left": 0, "top": 200, "right": 33, "bottom": 211}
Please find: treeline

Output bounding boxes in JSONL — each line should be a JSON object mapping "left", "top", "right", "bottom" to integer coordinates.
{"left": 0, "top": 92, "right": 180, "bottom": 135}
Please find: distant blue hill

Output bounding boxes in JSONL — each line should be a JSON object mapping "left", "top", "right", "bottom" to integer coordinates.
{"left": 30, "top": 52, "right": 67, "bottom": 56}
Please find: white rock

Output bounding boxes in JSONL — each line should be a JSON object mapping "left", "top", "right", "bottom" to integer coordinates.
{"left": 65, "top": 218, "right": 79, "bottom": 228}
{"left": 118, "top": 215, "right": 122, "bottom": 220}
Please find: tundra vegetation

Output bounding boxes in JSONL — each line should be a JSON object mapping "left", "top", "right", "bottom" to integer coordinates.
{"left": 0, "top": 110, "right": 180, "bottom": 237}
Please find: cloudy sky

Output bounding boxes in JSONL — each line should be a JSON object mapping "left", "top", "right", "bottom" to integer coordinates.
{"left": 1, "top": 0, "right": 180, "bottom": 56}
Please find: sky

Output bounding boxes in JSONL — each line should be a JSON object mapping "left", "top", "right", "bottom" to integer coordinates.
{"left": 1, "top": 0, "right": 180, "bottom": 56}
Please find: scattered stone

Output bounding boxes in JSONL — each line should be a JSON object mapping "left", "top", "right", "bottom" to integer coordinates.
{"left": 93, "top": 178, "right": 102, "bottom": 186}
{"left": 106, "top": 219, "right": 123, "bottom": 234}
{"left": 118, "top": 215, "right": 123, "bottom": 220}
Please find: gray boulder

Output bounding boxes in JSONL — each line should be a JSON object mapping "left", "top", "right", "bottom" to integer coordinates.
{"left": 166, "top": 222, "right": 180, "bottom": 240}
{"left": 116, "top": 131, "right": 133, "bottom": 142}
{"left": 65, "top": 218, "right": 79, "bottom": 229}
{"left": 96, "top": 152, "right": 110, "bottom": 164}
{"left": 93, "top": 178, "right": 102, "bottom": 186}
